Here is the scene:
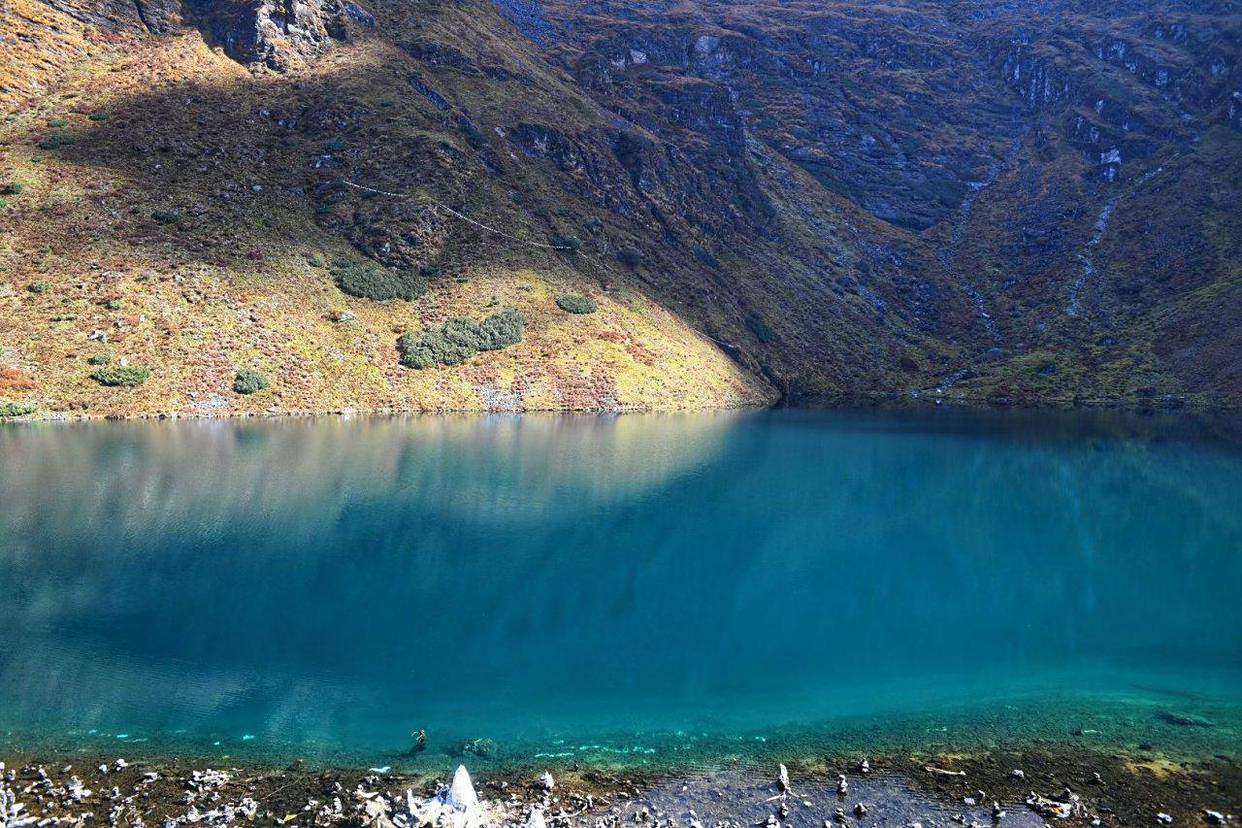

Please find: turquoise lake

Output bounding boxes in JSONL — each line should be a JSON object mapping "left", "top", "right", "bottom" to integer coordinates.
{"left": 1, "top": 409, "right": 1240, "bottom": 768}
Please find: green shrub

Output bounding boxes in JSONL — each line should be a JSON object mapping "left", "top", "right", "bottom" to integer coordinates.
{"left": 105, "top": 298, "right": 123, "bottom": 310}
{"left": 0, "top": 183, "right": 23, "bottom": 196}
{"left": 88, "top": 112, "right": 110, "bottom": 122}
{"left": 478, "top": 309, "right": 524, "bottom": 349}
{"left": 151, "top": 209, "right": 181, "bottom": 225}
{"left": 746, "top": 315, "right": 776, "bottom": 344}
{"left": 550, "top": 233, "right": 582, "bottom": 252}
{"left": 36, "top": 134, "right": 75, "bottom": 150}
{"left": 0, "top": 401, "right": 36, "bottom": 418}
{"left": 48, "top": 118, "right": 68, "bottom": 128}
{"left": 87, "top": 353, "right": 111, "bottom": 366}
{"left": 91, "top": 365, "right": 149, "bottom": 387}
{"left": 27, "top": 281, "right": 49, "bottom": 294}
{"left": 617, "top": 244, "right": 642, "bottom": 268}
{"left": 398, "top": 309, "right": 525, "bottom": 369}
{"left": 331, "top": 257, "right": 429, "bottom": 301}
{"left": 556, "top": 294, "right": 597, "bottom": 315}
{"left": 233, "top": 368, "right": 269, "bottom": 395}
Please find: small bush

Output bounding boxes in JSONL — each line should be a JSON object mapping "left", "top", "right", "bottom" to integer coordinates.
{"left": 105, "top": 298, "right": 123, "bottom": 310}
{"left": 331, "top": 257, "right": 429, "bottom": 301}
{"left": 550, "top": 233, "right": 582, "bottom": 252}
{"left": 0, "top": 401, "right": 36, "bottom": 418}
{"left": 0, "top": 183, "right": 23, "bottom": 196}
{"left": 398, "top": 309, "right": 525, "bottom": 369}
{"left": 91, "top": 365, "right": 149, "bottom": 387}
{"left": 233, "top": 368, "right": 269, "bottom": 395}
{"left": 478, "top": 309, "right": 525, "bottom": 350}
{"left": 87, "top": 353, "right": 111, "bottom": 366}
{"left": 151, "top": 209, "right": 181, "bottom": 225}
{"left": 48, "top": 118, "right": 68, "bottom": 128}
{"left": 617, "top": 244, "right": 643, "bottom": 268}
{"left": 556, "top": 294, "right": 598, "bottom": 315}
{"left": 28, "top": 281, "right": 49, "bottom": 294}
{"left": 745, "top": 315, "right": 776, "bottom": 344}
{"left": 88, "top": 112, "right": 110, "bottom": 122}
{"left": 36, "top": 134, "right": 75, "bottom": 150}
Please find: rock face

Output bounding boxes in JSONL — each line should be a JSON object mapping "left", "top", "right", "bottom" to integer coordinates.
{"left": 185, "top": 0, "right": 375, "bottom": 69}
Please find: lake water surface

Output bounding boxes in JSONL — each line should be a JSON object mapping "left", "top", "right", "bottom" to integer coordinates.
{"left": 1, "top": 409, "right": 1240, "bottom": 768}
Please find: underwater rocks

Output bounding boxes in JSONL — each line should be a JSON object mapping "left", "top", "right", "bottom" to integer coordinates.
{"left": 1159, "top": 711, "right": 1217, "bottom": 728}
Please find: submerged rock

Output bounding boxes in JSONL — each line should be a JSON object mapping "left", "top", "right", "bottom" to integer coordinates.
{"left": 1159, "top": 711, "right": 1216, "bottom": 728}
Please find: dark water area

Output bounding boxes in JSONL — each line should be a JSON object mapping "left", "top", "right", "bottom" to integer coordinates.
{"left": 1, "top": 408, "right": 1239, "bottom": 769}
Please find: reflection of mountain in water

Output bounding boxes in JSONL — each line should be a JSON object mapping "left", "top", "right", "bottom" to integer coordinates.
{"left": 0, "top": 412, "right": 738, "bottom": 558}
{"left": 0, "top": 411, "right": 1240, "bottom": 763}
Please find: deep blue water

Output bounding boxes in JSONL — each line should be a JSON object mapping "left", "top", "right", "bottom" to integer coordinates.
{"left": 1, "top": 409, "right": 1240, "bottom": 767}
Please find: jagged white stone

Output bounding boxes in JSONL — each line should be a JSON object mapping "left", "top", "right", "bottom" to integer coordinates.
{"left": 526, "top": 807, "right": 547, "bottom": 828}
{"left": 441, "top": 765, "right": 479, "bottom": 811}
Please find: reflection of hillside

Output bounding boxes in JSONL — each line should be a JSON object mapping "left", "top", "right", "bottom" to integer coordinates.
{"left": 0, "top": 413, "right": 738, "bottom": 560}
{"left": 1, "top": 411, "right": 1239, "bottom": 761}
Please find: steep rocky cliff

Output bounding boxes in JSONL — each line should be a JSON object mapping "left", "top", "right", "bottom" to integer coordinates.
{"left": 0, "top": 0, "right": 1238, "bottom": 416}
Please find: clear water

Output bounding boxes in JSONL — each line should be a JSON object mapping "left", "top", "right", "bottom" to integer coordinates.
{"left": 1, "top": 409, "right": 1240, "bottom": 768}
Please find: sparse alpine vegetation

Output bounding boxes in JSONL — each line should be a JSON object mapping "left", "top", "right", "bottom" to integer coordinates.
{"left": 556, "top": 294, "right": 597, "bottom": 315}
{"left": 398, "top": 309, "right": 525, "bottom": 369}
{"left": 91, "top": 365, "right": 150, "bottom": 387}
{"left": 331, "top": 257, "right": 429, "bottom": 301}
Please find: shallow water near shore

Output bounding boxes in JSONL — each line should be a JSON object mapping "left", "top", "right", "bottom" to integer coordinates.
{"left": 1, "top": 408, "right": 1240, "bottom": 770}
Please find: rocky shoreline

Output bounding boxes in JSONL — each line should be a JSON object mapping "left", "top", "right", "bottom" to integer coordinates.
{"left": 2, "top": 745, "right": 1237, "bottom": 827}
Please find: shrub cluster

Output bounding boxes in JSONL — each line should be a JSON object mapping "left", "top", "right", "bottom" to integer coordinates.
{"left": 616, "top": 244, "right": 643, "bottom": 268}
{"left": 332, "top": 257, "right": 429, "bottom": 301}
{"left": 151, "top": 210, "right": 181, "bottom": 225}
{"left": 556, "top": 294, "right": 598, "bottom": 315}
{"left": 0, "top": 183, "right": 23, "bottom": 196}
{"left": 87, "top": 354, "right": 111, "bottom": 366}
{"left": 27, "top": 281, "right": 49, "bottom": 294}
{"left": 550, "top": 234, "right": 582, "bottom": 252}
{"left": 0, "top": 401, "right": 36, "bottom": 418}
{"left": 398, "top": 309, "right": 525, "bottom": 369}
{"left": 746, "top": 315, "right": 777, "bottom": 344}
{"left": 91, "top": 365, "right": 150, "bottom": 387}
{"left": 36, "top": 134, "right": 75, "bottom": 150}
{"left": 233, "top": 369, "right": 269, "bottom": 395}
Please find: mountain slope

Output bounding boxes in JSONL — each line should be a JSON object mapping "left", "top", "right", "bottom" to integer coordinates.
{"left": 0, "top": 0, "right": 1238, "bottom": 417}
